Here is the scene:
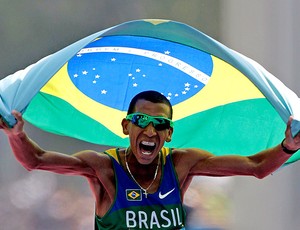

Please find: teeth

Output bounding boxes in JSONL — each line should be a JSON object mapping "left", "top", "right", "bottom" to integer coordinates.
{"left": 140, "top": 141, "right": 156, "bottom": 156}
{"left": 141, "top": 141, "right": 155, "bottom": 146}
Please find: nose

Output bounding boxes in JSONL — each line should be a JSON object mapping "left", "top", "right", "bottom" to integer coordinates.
{"left": 143, "top": 123, "right": 157, "bottom": 137}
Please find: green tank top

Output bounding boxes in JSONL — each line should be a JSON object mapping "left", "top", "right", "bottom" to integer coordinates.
{"left": 95, "top": 147, "right": 186, "bottom": 229}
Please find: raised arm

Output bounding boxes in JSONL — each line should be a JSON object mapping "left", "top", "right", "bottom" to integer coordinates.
{"left": 1, "top": 111, "right": 117, "bottom": 216}
{"left": 0, "top": 110, "right": 101, "bottom": 177}
{"left": 176, "top": 116, "right": 300, "bottom": 180}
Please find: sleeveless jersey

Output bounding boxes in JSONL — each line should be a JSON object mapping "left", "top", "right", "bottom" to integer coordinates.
{"left": 95, "top": 147, "right": 186, "bottom": 229}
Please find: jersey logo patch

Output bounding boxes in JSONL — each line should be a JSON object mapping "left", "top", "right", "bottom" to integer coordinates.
{"left": 159, "top": 188, "right": 175, "bottom": 199}
{"left": 126, "top": 189, "right": 142, "bottom": 201}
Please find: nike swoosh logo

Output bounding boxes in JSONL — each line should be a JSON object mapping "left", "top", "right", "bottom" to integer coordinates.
{"left": 159, "top": 188, "right": 175, "bottom": 199}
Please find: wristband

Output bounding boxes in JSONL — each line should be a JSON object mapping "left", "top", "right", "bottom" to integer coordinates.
{"left": 281, "top": 139, "right": 299, "bottom": 154}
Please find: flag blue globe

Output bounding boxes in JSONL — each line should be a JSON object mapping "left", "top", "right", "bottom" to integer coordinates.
{"left": 67, "top": 35, "right": 213, "bottom": 110}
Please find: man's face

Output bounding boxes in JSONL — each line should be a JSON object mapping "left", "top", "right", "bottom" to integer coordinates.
{"left": 122, "top": 99, "right": 173, "bottom": 165}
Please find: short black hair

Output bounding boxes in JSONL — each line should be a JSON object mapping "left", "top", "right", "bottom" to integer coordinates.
{"left": 127, "top": 90, "right": 173, "bottom": 119}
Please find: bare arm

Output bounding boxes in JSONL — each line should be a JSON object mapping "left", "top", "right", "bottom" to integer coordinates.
{"left": 177, "top": 116, "right": 300, "bottom": 179}
{"left": 0, "top": 110, "right": 101, "bottom": 177}
{"left": 1, "top": 111, "right": 117, "bottom": 216}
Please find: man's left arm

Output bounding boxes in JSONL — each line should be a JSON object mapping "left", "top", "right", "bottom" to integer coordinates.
{"left": 247, "top": 116, "right": 300, "bottom": 178}
{"left": 185, "top": 116, "right": 300, "bottom": 179}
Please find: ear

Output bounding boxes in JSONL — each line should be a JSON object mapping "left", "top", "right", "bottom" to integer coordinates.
{"left": 121, "top": 118, "right": 130, "bottom": 135}
{"left": 166, "top": 127, "right": 173, "bottom": 142}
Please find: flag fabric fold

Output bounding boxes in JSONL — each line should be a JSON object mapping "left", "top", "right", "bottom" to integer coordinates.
{"left": 0, "top": 19, "right": 299, "bottom": 166}
{"left": 0, "top": 28, "right": 114, "bottom": 126}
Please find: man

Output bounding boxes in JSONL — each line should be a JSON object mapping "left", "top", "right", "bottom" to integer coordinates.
{"left": 1, "top": 90, "right": 300, "bottom": 229}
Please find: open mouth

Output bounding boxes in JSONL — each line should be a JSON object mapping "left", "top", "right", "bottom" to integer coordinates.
{"left": 139, "top": 141, "right": 156, "bottom": 155}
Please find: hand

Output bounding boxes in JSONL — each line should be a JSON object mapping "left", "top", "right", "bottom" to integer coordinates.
{"left": 283, "top": 116, "right": 300, "bottom": 151}
{"left": 0, "top": 110, "right": 25, "bottom": 136}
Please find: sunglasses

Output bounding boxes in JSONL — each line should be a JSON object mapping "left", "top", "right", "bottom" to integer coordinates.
{"left": 126, "top": 113, "right": 174, "bottom": 131}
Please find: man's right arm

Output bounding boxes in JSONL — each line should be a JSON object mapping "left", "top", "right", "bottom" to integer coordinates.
{"left": 1, "top": 110, "right": 100, "bottom": 177}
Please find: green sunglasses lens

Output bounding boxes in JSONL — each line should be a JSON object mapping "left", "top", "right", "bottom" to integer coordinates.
{"left": 126, "top": 113, "right": 173, "bottom": 131}
{"left": 135, "top": 114, "right": 149, "bottom": 128}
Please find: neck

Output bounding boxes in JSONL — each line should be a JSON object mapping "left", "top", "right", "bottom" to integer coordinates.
{"left": 124, "top": 148, "right": 161, "bottom": 195}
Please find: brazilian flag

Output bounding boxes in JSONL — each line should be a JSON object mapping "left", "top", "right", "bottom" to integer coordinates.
{"left": 0, "top": 19, "right": 299, "bottom": 166}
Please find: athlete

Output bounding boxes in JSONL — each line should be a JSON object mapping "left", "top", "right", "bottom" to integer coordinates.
{"left": 1, "top": 90, "right": 300, "bottom": 229}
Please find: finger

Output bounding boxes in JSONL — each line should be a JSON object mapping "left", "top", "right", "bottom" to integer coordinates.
{"left": 286, "top": 116, "right": 293, "bottom": 131}
{"left": 285, "top": 116, "right": 294, "bottom": 140}
{"left": 11, "top": 110, "right": 23, "bottom": 123}
{"left": 287, "top": 116, "right": 293, "bottom": 126}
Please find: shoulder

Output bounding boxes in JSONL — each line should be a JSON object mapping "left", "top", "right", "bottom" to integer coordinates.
{"left": 73, "top": 149, "right": 112, "bottom": 168}
{"left": 166, "top": 148, "right": 215, "bottom": 190}
{"left": 72, "top": 149, "right": 118, "bottom": 183}
{"left": 171, "top": 148, "right": 214, "bottom": 170}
